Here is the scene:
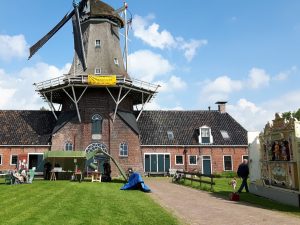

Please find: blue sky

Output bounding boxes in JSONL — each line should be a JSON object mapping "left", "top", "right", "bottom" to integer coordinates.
{"left": 0, "top": 0, "right": 300, "bottom": 131}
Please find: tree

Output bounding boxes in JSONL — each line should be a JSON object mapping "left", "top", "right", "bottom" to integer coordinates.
{"left": 282, "top": 111, "right": 292, "bottom": 120}
{"left": 282, "top": 108, "right": 300, "bottom": 120}
{"left": 293, "top": 108, "right": 300, "bottom": 120}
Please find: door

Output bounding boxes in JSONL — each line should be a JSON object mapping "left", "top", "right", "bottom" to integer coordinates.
{"left": 29, "top": 154, "right": 44, "bottom": 172}
{"left": 158, "top": 154, "right": 164, "bottom": 172}
{"left": 150, "top": 154, "right": 157, "bottom": 172}
{"left": 145, "top": 154, "right": 150, "bottom": 172}
{"left": 144, "top": 154, "right": 170, "bottom": 173}
{"left": 164, "top": 155, "right": 170, "bottom": 172}
{"left": 202, "top": 156, "right": 211, "bottom": 175}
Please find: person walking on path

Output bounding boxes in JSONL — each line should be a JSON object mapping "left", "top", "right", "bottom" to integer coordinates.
{"left": 237, "top": 159, "right": 249, "bottom": 193}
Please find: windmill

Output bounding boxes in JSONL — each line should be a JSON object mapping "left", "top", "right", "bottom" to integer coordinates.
{"left": 30, "top": 0, "right": 159, "bottom": 176}
{"left": 31, "top": 0, "right": 159, "bottom": 124}
{"left": 29, "top": 0, "right": 130, "bottom": 74}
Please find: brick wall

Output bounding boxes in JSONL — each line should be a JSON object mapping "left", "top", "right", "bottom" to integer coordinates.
{"left": 141, "top": 146, "right": 248, "bottom": 174}
{"left": 0, "top": 146, "right": 50, "bottom": 171}
{"left": 51, "top": 109, "right": 142, "bottom": 177}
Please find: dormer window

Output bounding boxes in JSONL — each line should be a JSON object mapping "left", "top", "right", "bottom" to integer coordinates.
{"left": 95, "top": 68, "right": 101, "bottom": 75}
{"left": 167, "top": 131, "right": 174, "bottom": 140}
{"left": 199, "top": 126, "right": 213, "bottom": 144}
{"left": 114, "top": 58, "right": 119, "bottom": 66}
{"left": 95, "top": 40, "right": 101, "bottom": 48}
{"left": 221, "top": 130, "right": 230, "bottom": 139}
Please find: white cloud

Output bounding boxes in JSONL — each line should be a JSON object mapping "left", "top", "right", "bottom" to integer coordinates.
{"left": 128, "top": 50, "right": 173, "bottom": 82}
{"left": 132, "top": 15, "right": 176, "bottom": 49}
{"left": 227, "top": 99, "right": 269, "bottom": 131}
{"left": 0, "top": 63, "right": 71, "bottom": 109}
{"left": 0, "top": 34, "right": 29, "bottom": 61}
{"left": 136, "top": 98, "right": 184, "bottom": 111}
{"left": 247, "top": 68, "right": 270, "bottom": 89}
{"left": 177, "top": 38, "right": 208, "bottom": 62}
{"left": 228, "top": 90, "right": 300, "bottom": 131}
{"left": 157, "top": 75, "right": 187, "bottom": 92}
{"left": 273, "top": 66, "right": 297, "bottom": 81}
{"left": 200, "top": 76, "right": 243, "bottom": 102}
{"left": 132, "top": 15, "right": 207, "bottom": 61}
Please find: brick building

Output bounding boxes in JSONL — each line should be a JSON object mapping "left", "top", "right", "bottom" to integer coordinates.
{"left": 0, "top": 102, "right": 248, "bottom": 176}
{"left": 0, "top": 0, "right": 248, "bottom": 176}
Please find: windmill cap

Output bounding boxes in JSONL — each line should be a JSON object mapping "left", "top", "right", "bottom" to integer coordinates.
{"left": 89, "top": 0, "right": 124, "bottom": 27}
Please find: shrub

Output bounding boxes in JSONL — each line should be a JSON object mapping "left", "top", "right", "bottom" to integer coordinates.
{"left": 213, "top": 172, "right": 237, "bottom": 178}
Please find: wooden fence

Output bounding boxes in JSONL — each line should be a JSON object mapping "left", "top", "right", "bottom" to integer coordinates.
{"left": 172, "top": 170, "right": 215, "bottom": 190}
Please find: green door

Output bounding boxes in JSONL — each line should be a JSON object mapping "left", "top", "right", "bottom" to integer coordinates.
{"left": 164, "top": 155, "right": 170, "bottom": 172}
{"left": 36, "top": 155, "right": 44, "bottom": 172}
{"left": 203, "top": 156, "right": 211, "bottom": 175}
{"left": 158, "top": 154, "right": 164, "bottom": 172}
{"left": 145, "top": 154, "right": 150, "bottom": 172}
{"left": 150, "top": 155, "right": 157, "bottom": 172}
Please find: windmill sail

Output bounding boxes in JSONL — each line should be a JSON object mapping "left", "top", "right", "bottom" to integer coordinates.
{"left": 72, "top": 6, "right": 87, "bottom": 71}
{"left": 29, "top": 11, "right": 75, "bottom": 59}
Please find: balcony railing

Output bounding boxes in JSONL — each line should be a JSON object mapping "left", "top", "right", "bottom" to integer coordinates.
{"left": 34, "top": 74, "right": 159, "bottom": 93}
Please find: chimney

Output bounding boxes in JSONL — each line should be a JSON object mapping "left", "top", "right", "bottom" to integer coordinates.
{"left": 215, "top": 101, "right": 227, "bottom": 113}
{"left": 208, "top": 106, "right": 211, "bottom": 111}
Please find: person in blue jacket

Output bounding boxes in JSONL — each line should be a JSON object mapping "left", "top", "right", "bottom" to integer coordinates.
{"left": 237, "top": 159, "right": 249, "bottom": 193}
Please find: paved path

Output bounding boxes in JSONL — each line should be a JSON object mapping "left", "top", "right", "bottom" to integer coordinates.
{"left": 146, "top": 178, "right": 300, "bottom": 225}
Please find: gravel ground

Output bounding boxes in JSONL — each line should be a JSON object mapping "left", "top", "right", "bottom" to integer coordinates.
{"left": 146, "top": 178, "right": 300, "bottom": 225}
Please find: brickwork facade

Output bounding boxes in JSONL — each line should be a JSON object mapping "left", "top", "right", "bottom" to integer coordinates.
{"left": 0, "top": 146, "right": 50, "bottom": 171}
{"left": 141, "top": 146, "right": 248, "bottom": 174}
{"left": 50, "top": 88, "right": 142, "bottom": 176}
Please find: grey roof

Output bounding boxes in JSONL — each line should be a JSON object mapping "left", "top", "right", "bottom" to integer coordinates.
{"left": 52, "top": 111, "right": 77, "bottom": 134}
{"left": 0, "top": 110, "right": 57, "bottom": 145}
{"left": 117, "top": 110, "right": 140, "bottom": 134}
{"left": 137, "top": 110, "right": 248, "bottom": 146}
{"left": 90, "top": 0, "right": 124, "bottom": 27}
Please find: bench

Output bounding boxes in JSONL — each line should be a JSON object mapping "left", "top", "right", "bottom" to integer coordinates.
{"left": 146, "top": 172, "right": 167, "bottom": 177}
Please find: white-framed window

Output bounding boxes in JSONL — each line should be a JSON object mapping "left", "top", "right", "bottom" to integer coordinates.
{"left": 189, "top": 155, "right": 197, "bottom": 165}
{"left": 119, "top": 142, "right": 128, "bottom": 157}
{"left": 0, "top": 154, "right": 2, "bottom": 165}
{"left": 95, "top": 68, "right": 101, "bottom": 75}
{"left": 95, "top": 39, "right": 101, "bottom": 48}
{"left": 10, "top": 155, "right": 18, "bottom": 165}
{"left": 114, "top": 58, "right": 119, "bottom": 66}
{"left": 92, "top": 114, "right": 103, "bottom": 135}
{"left": 167, "top": 131, "right": 174, "bottom": 140}
{"left": 242, "top": 155, "right": 248, "bottom": 162}
{"left": 65, "top": 142, "right": 73, "bottom": 151}
{"left": 175, "top": 155, "right": 184, "bottom": 165}
{"left": 199, "top": 126, "right": 213, "bottom": 144}
{"left": 223, "top": 155, "right": 233, "bottom": 171}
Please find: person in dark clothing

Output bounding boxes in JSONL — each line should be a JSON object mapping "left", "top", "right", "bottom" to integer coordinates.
{"left": 44, "top": 162, "right": 52, "bottom": 180}
{"left": 102, "top": 160, "right": 111, "bottom": 182}
{"left": 237, "top": 159, "right": 249, "bottom": 193}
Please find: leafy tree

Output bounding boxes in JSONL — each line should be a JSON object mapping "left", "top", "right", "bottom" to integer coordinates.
{"left": 282, "top": 111, "right": 292, "bottom": 120}
{"left": 282, "top": 108, "right": 300, "bottom": 120}
{"left": 294, "top": 108, "right": 300, "bottom": 120}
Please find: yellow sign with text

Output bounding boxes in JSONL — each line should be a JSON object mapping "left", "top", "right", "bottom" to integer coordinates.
{"left": 88, "top": 75, "right": 117, "bottom": 86}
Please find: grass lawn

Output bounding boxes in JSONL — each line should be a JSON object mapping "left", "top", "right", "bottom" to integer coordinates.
{"left": 0, "top": 179, "right": 180, "bottom": 225}
{"left": 178, "top": 177, "right": 300, "bottom": 217}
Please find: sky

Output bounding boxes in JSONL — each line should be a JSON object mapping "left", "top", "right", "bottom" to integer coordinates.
{"left": 0, "top": 0, "right": 300, "bottom": 132}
